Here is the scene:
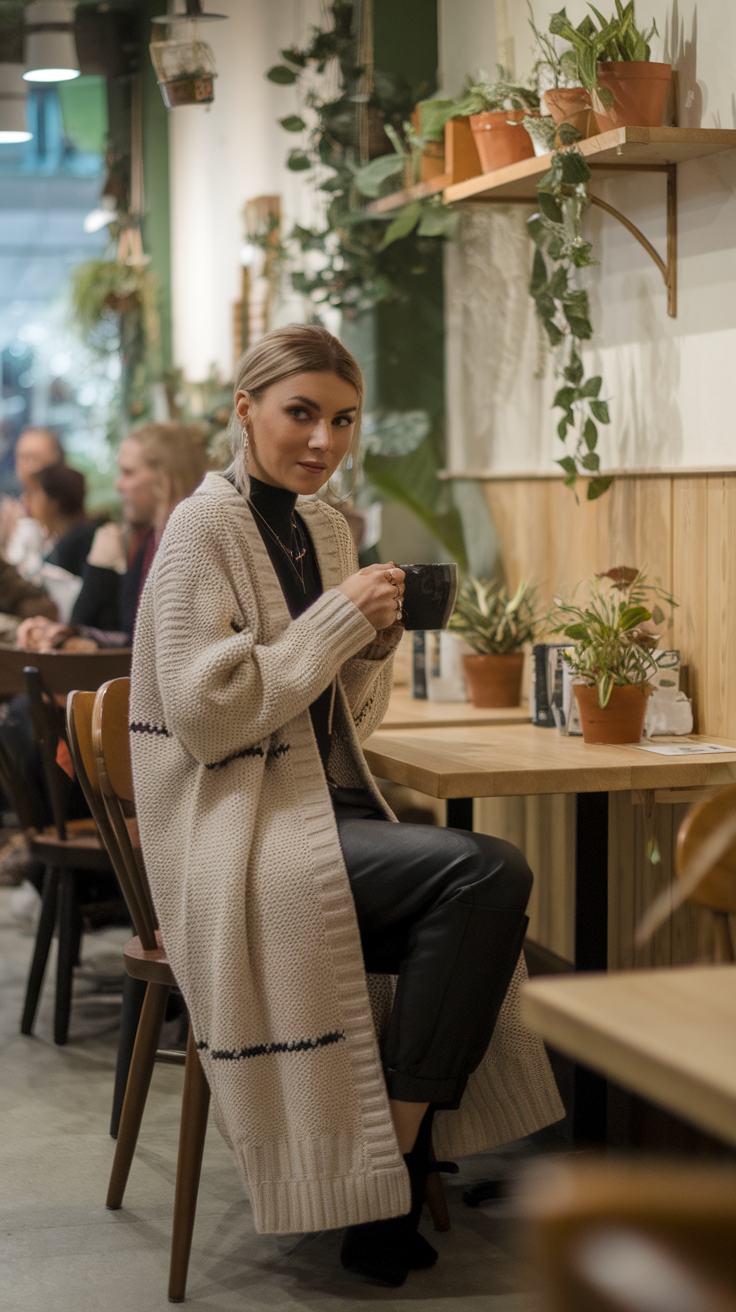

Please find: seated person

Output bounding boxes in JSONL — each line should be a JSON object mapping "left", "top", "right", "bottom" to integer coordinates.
{"left": 0, "top": 557, "right": 56, "bottom": 633}
{"left": 15, "top": 422, "right": 209, "bottom": 652}
{"left": 26, "top": 463, "right": 97, "bottom": 576}
{"left": 130, "top": 324, "right": 562, "bottom": 1288}
{"left": 0, "top": 426, "right": 65, "bottom": 580}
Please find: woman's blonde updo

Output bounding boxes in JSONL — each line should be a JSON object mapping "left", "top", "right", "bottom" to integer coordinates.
{"left": 226, "top": 323, "right": 364, "bottom": 495}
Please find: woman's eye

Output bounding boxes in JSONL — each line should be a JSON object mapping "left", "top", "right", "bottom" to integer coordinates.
{"left": 333, "top": 416, "right": 352, "bottom": 428}
{"left": 288, "top": 407, "right": 309, "bottom": 419}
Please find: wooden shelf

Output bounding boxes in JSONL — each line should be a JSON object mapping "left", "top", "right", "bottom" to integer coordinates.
{"left": 443, "top": 126, "right": 736, "bottom": 205}
{"left": 367, "top": 173, "right": 449, "bottom": 215}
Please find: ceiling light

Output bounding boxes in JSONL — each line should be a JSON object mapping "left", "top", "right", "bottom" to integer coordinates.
{"left": 0, "top": 64, "right": 32, "bottom": 143}
{"left": 24, "top": 1, "right": 80, "bottom": 83}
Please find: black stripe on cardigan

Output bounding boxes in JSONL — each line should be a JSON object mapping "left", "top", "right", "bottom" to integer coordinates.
{"left": 196, "top": 1029, "right": 345, "bottom": 1061}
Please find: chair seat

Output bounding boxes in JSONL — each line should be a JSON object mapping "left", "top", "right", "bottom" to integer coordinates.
{"left": 29, "top": 822, "right": 112, "bottom": 870}
{"left": 123, "top": 930, "right": 175, "bottom": 986}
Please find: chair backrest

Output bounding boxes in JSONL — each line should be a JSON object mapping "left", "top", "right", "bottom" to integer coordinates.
{"left": 676, "top": 785, "right": 736, "bottom": 914}
{"left": 92, "top": 678, "right": 158, "bottom": 951}
{"left": 24, "top": 665, "right": 72, "bottom": 841}
{"left": 67, "top": 688, "right": 148, "bottom": 943}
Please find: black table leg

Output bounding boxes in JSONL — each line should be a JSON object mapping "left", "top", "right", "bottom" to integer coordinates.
{"left": 572, "top": 790, "right": 609, "bottom": 1145}
{"left": 446, "top": 797, "right": 473, "bottom": 830}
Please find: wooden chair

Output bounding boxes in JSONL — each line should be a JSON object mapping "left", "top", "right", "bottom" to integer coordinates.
{"left": 91, "top": 677, "right": 210, "bottom": 1305}
{"left": 676, "top": 783, "right": 736, "bottom": 961}
{"left": 519, "top": 1156, "right": 736, "bottom": 1311}
{"left": 2, "top": 666, "right": 117, "bottom": 1044}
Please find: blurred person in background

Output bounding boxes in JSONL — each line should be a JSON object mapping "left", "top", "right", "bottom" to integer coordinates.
{"left": 17, "top": 423, "right": 210, "bottom": 651}
{"left": 0, "top": 428, "right": 65, "bottom": 579}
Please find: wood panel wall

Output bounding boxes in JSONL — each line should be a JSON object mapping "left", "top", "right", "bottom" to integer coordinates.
{"left": 469, "top": 471, "right": 736, "bottom": 968}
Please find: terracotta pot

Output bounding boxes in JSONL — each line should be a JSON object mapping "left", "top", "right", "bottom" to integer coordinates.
{"left": 404, "top": 141, "right": 446, "bottom": 188}
{"left": 593, "top": 61, "right": 671, "bottom": 132}
{"left": 543, "top": 87, "right": 597, "bottom": 139}
{"left": 469, "top": 110, "right": 535, "bottom": 174}
{"left": 463, "top": 653, "right": 524, "bottom": 708}
{"left": 159, "top": 73, "right": 215, "bottom": 108}
{"left": 574, "top": 682, "right": 649, "bottom": 744}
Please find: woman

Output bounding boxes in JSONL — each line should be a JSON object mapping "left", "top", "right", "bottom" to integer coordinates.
{"left": 16, "top": 422, "right": 209, "bottom": 651}
{"left": 24, "top": 462, "right": 97, "bottom": 578}
{"left": 131, "top": 325, "right": 562, "bottom": 1287}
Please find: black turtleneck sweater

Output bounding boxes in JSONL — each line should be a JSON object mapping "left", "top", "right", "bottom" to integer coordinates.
{"left": 248, "top": 476, "right": 332, "bottom": 772}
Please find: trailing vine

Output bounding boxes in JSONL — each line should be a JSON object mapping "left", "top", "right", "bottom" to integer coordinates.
{"left": 527, "top": 130, "right": 612, "bottom": 500}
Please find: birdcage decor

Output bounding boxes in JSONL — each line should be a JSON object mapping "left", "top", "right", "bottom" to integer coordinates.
{"left": 149, "top": 1, "right": 226, "bottom": 108}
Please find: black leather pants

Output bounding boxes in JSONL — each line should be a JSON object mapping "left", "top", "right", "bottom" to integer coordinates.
{"left": 332, "top": 787, "right": 532, "bottom": 1108}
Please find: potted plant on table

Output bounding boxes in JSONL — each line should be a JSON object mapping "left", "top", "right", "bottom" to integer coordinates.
{"left": 528, "top": 5, "right": 597, "bottom": 140}
{"left": 548, "top": 2, "right": 670, "bottom": 133}
{"left": 448, "top": 578, "right": 540, "bottom": 708}
{"left": 549, "top": 567, "right": 677, "bottom": 744}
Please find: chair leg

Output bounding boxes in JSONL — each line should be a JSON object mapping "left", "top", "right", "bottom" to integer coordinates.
{"left": 20, "top": 865, "right": 59, "bottom": 1036}
{"left": 106, "top": 980, "right": 170, "bottom": 1211}
{"left": 110, "top": 974, "right": 148, "bottom": 1139}
{"left": 426, "top": 1139, "right": 451, "bottom": 1233}
{"left": 54, "top": 869, "right": 80, "bottom": 1045}
{"left": 168, "top": 1025, "right": 210, "bottom": 1304}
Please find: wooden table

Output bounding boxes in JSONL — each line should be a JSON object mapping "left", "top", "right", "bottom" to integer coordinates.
{"left": 522, "top": 965, "right": 736, "bottom": 1148}
{"left": 363, "top": 722, "right": 736, "bottom": 1140}
{"left": 0, "top": 647, "right": 132, "bottom": 698}
{"left": 378, "top": 686, "right": 529, "bottom": 731}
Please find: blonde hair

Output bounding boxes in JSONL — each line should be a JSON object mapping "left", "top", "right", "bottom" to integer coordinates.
{"left": 129, "top": 422, "right": 210, "bottom": 504}
{"left": 226, "top": 323, "right": 364, "bottom": 494}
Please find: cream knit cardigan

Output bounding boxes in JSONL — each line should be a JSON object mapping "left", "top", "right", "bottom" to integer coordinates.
{"left": 130, "top": 472, "right": 563, "bottom": 1235}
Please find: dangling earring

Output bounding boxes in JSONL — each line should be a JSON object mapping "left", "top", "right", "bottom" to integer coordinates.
{"left": 242, "top": 425, "right": 249, "bottom": 457}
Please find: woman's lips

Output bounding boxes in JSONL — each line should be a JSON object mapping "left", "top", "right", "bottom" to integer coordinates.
{"left": 298, "top": 462, "right": 326, "bottom": 472}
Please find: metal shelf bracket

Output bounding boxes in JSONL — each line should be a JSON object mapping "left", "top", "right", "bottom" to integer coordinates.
{"left": 587, "top": 162, "right": 677, "bottom": 317}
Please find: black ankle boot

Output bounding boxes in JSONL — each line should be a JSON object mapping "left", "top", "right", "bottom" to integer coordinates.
{"left": 402, "top": 1106, "right": 438, "bottom": 1269}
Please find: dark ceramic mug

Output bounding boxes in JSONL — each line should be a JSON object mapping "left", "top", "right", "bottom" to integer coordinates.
{"left": 398, "top": 562, "right": 459, "bottom": 631}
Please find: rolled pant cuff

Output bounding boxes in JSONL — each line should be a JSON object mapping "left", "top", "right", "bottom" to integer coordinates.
{"left": 385, "top": 1067, "right": 463, "bottom": 1104}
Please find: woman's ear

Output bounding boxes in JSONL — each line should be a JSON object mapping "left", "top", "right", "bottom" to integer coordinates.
{"left": 235, "top": 390, "right": 251, "bottom": 424}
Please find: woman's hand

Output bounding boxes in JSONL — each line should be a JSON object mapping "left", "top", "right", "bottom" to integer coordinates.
{"left": 336, "top": 562, "right": 405, "bottom": 632}
{"left": 87, "top": 522, "right": 127, "bottom": 573}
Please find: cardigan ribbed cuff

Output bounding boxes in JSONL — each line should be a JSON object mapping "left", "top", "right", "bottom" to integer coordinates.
{"left": 304, "top": 587, "right": 378, "bottom": 671}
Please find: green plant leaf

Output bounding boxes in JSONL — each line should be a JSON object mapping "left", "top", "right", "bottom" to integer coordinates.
{"left": 530, "top": 247, "right": 547, "bottom": 294}
{"left": 352, "top": 152, "right": 405, "bottom": 198}
{"left": 547, "top": 234, "right": 564, "bottom": 259}
{"left": 267, "top": 64, "right": 298, "bottom": 85}
{"left": 379, "top": 202, "right": 422, "bottom": 249}
{"left": 563, "top": 309, "right": 593, "bottom": 339}
{"left": 556, "top": 121, "right": 583, "bottom": 147}
{"left": 558, "top": 417, "right": 569, "bottom": 441}
{"left": 579, "top": 375, "right": 602, "bottom": 398}
{"left": 527, "top": 214, "right": 547, "bottom": 245}
{"left": 537, "top": 191, "right": 564, "bottom": 223}
{"left": 619, "top": 605, "right": 652, "bottom": 631}
{"left": 560, "top": 151, "right": 591, "bottom": 185}
{"left": 554, "top": 385, "right": 578, "bottom": 409}
{"left": 581, "top": 451, "right": 600, "bottom": 471}
{"left": 557, "top": 456, "right": 577, "bottom": 473}
{"left": 417, "top": 205, "right": 460, "bottom": 238}
{"left": 587, "top": 475, "right": 614, "bottom": 500}
{"left": 583, "top": 417, "right": 598, "bottom": 450}
{"left": 549, "top": 265, "right": 569, "bottom": 298}
{"left": 565, "top": 349, "right": 584, "bottom": 385}
{"left": 543, "top": 319, "right": 565, "bottom": 347}
{"left": 589, "top": 398, "right": 610, "bottom": 423}
{"left": 279, "top": 115, "right": 306, "bottom": 132}
{"left": 287, "top": 149, "right": 311, "bottom": 171}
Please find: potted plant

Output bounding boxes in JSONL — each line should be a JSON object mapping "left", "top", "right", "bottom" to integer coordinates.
{"left": 448, "top": 578, "right": 540, "bottom": 707}
{"left": 528, "top": 6, "right": 597, "bottom": 139}
{"left": 446, "top": 69, "right": 540, "bottom": 173}
{"left": 405, "top": 100, "right": 450, "bottom": 186}
{"left": 549, "top": 567, "right": 677, "bottom": 744}
{"left": 548, "top": 3, "right": 670, "bottom": 133}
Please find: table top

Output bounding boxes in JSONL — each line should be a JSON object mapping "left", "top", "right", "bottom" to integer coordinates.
{"left": 378, "top": 687, "right": 530, "bottom": 731}
{"left": 363, "top": 722, "right": 736, "bottom": 798}
{"left": 0, "top": 646, "right": 132, "bottom": 697}
{"left": 522, "top": 966, "right": 736, "bottom": 1148}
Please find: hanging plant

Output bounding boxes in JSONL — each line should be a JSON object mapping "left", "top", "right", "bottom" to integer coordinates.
{"left": 527, "top": 126, "right": 612, "bottom": 500}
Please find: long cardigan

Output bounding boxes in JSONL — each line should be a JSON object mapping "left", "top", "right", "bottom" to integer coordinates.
{"left": 130, "top": 472, "right": 563, "bottom": 1235}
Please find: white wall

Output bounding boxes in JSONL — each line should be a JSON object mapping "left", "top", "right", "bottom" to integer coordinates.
{"left": 439, "top": 0, "right": 736, "bottom": 473}
{"left": 168, "top": 0, "right": 324, "bottom": 382}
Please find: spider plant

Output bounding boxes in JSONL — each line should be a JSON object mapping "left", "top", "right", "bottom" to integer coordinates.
{"left": 548, "top": 567, "right": 677, "bottom": 706}
{"left": 448, "top": 578, "right": 541, "bottom": 655}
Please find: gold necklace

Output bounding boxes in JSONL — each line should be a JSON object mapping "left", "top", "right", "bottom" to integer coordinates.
{"left": 248, "top": 498, "right": 307, "bottom": 591}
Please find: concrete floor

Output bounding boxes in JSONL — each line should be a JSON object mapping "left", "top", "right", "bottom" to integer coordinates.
{"left": 0, "top": 886, "right": 546, "bottom": 1312}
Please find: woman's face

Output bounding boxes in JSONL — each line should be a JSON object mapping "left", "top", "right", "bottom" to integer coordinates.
{"left": 235, "top": 371, "right": 357, "bottom": 496}
{"left": 24, "top": 481, "right": 56, "bottom": 531}
{"left": 115, "top": 437, "right": 159, "bottom": 528}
